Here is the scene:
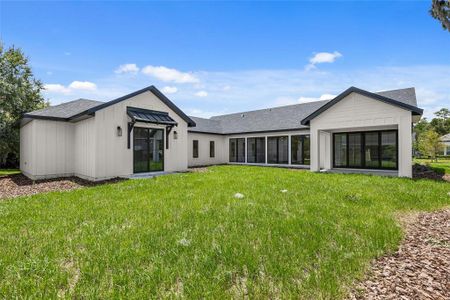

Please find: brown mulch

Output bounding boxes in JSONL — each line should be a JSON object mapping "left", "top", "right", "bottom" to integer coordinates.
{"left": 0, "top": 174, "right": 125, "bottom": 200}
{"left": 349, "top": 209, "right": 450, "bottom": 299}
{"left": 413, "top": 164, "right": 449, "bottom": 182}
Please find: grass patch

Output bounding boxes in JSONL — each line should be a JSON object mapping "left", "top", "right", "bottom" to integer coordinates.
{"left": 0, "top": 169, "right": 20, "bottom": 177}
{"left": 414, "top": 158, "right": 450, "bottom": 174}
{"left": 0, "top": 166, "right": 448, "bottom": 298}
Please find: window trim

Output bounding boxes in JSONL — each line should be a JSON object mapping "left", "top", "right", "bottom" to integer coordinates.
{"left": 209, "top": 141, "right": 215, "bottom": 158}
{"left": 332, "top": 130, "right": 398, "bottom": 170}
{"left": 193, "top": 140, "right": 199, "bottom": 158}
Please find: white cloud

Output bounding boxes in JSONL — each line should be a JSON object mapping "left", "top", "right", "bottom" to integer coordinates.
{"left": 298, "top": 94, "right": 336, "bottom": 103}
{"left": 194, "top": 90, "right": 208, "bottom": 97}
{"left": 115, "top": 63, "right": 139, "bottom": 74}
{"left": 68, "top": 81, "right": 97, "bottom": 91}
{"left": 306, "top": 51, "right": 342, "bottom": 70}
{"left": 161, "top": 86, "right": 178, "bottom": 94}
{"left": 141, "top": 65, "right": 199, "bottom": 83}
{"left": 44, "top": 84, "right": 71, "bottom": 95}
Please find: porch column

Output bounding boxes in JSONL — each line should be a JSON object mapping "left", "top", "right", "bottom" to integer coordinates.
{"left": 398, "top": 115, "right": 413, "bottom": 178}
{"left": 310, "top": 128, "right": 320, "bottom": 172}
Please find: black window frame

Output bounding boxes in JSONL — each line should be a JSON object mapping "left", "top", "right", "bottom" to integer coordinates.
{"left": 193, "top": 140, "right": 199, "bottom": 158}
{"left": 209, "top": 141, "right": 215, "bottom": 158}
{"left": 332, "top": 130, "right": 398, "bottom": 170}
{"left": 267, "top": 136, "right": 289, "bottom": 164}
{"left": 291, "top": 135, "right": 310, "bottom": 165}
{"left": 229, "top": 138, "right": 245, "bottom": 163}
{"left": 247, "top": 137, "right": 266, "bottom": 164}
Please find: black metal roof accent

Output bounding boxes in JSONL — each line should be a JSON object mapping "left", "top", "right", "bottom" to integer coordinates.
{"left": 300, "top": 86, "right": 424, "bottom": 125}
{"left": 127, "top": 106, "right": 178, "bottom": 126}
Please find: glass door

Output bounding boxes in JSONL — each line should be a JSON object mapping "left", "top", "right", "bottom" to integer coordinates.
{"left": 133, "top": 127, "right": 164, "bottom": 173}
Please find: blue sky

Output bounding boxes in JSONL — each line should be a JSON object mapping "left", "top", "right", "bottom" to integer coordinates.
{"left": 1, "top": 1, "right": 449, "bottom": 119}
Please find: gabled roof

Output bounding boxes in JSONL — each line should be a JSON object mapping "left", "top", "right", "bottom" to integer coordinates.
{"left": 300, "top": 86, "right": 423, "bottom": 125}
{"left": 23, "top": 85, "right": 196, "bottom": 127}
{"left": 441, "top": 133, "right": 450, "bottom": 142}
{"left": 23, "top": 99, "right": 103, "bottom": 121}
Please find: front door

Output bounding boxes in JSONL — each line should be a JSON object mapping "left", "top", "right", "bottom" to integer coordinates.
{"left": 133, "top": 127, "right": 164, "bottom": 173}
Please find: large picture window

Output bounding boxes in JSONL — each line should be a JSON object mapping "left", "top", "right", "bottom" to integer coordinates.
{"left": 291, "top": 135, "right": 310, "bottom": 165}
{"left": 333, "top": 130, "right": 398, "bottom": 170}
{"left": 229, "top": 138, "right": 245, "bottom": 162}
{"left": 267, "top": 136, "right": 288, "bottom": 164}
{"left": 247, "top": 137, "right": 265, "bottom": 163}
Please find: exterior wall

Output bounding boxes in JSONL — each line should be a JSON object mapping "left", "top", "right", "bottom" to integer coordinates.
{"left": 20, "top": 119, "right": 75, "bottom": 179}
{"left": 309, "top": 92, "right": 413, "bottom": 177}
{"left": 19, "top": 121, "right": 34, "bottom": 177}
{"left": 188, "top": 132, "right": 227, "bottom": 167}
{"left": 74, "top": 118, "right": 96, "bottom": 180}
{"left": 93, "top": 90, "right": 189, "bottom": 179}
{"left": 225, "top": 129, "right": 311, "bottom": 167}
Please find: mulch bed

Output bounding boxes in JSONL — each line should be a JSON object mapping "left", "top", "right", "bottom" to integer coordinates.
{"left": 0, "top": 174, "right": 124, "bottom": 200}
{"left": 413, "top": 164, "right": 449, "bottom": 182}
{"left": 349, "top": 209, "right": 450, "bottom": 299}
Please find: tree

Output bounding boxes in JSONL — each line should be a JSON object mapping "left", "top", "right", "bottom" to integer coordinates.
{"left": 0, "top": 43, "right": 47, "bottom": 167}
{"left": 430, "top": 108, "right": 450, "bottom": 136}
{"left": 434, "top": 108, "right": 450, "bottom": 120}
{"left": 413, "top": 117, "right": 430, "bottom": 154}
{"left": 418, "top": 130, "right": 444, "bottom": 162}
{"left": 430, "top": 0, "right": 450, "bottom": 32}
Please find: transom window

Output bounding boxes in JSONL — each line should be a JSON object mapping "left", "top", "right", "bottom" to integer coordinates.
{"left": 333, "top": 130, "right": 398, "bottom": 170}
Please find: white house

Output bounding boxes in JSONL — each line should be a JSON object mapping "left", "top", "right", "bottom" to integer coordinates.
{"left": 441, "top": 133, "right": 450, "bottom": 156}
{"left": 20, "top": 86, "right": 423, "bottom": 180}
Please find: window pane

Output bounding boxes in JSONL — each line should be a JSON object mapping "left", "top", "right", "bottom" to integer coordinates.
{"left": 334, "top": 134, "right": 347, "bottom": 167}
{"left": 256, "top": 137, "right": 265, "bottom": 163}
{"left": 364, "top": 132, "right": 379, "bottom": 168}
{"left": 291, "top": 135, "right": 302, "bottom": 165}
{"left": 267, "top": 137, "right": 278, "bottom": 164}
{"left": 303, "top": 136, "right": 310, "bottom": 165}
{"left": 381, "top": 131, "right": 397, "bottom": 169}
{"left": 247, "top": 138, "right": 256, "bottom": 163}
{"left": 210, "top": 141, "right": 215, "bottom": 158}
{"left": 278, "top": 136, "right": 288, "bottom": 164}
{"left": 348, "top": 133, "right": 362, "bottom": 167}
{"left": 237, "top": 138, "right": 245, "bottom": 163}
{"left": 229, "top": 139, "right": 237, "bottom": 162}
{"left": 193, "top": 140, "right": 199, "bottom": 158}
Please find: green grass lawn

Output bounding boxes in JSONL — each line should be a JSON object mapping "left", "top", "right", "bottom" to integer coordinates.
{"left": 0, "top": 169, "right": 20, "bottom": 177}
{"left": 0, "top": 166, "right": 449, "bottom": 298}
{"left": 414, "top": 158, "right": 450, "bottom": 174}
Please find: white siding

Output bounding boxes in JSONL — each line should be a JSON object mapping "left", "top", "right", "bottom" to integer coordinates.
{"left": 310, "top": 92, "right": 413, "bottom": 177}
{"left": 93, "top": 90, "right": 189, "bottom": 179}
{"left": 74, "top": 118, "right": 96, "bottom": 180}
{"left": 20, "top": 121, "right": 34, "bottom": 176}
{"left": 188, "top": 133, "right": 227, "bottom": 167}
{"left": 21, "top": 120, "right": 75, "bottom": 179}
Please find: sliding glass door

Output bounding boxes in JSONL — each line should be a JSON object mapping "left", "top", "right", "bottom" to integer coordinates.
{"left": 247, "top": 137, "right": 265, "bottom": 163}
{"left": 333, "top": 130, "right": 397, "bottom": 170}
{"left": 229, "top": 138, "right": 245, "bottom": 162}
{"left": 267, "top": 136, "right": 288, "bottom": 164}
{"left": 133, "top": 127, "right": 164, "bottom": 173}
{"left": 291, "top": 135, "right": 310, "bottom": 165}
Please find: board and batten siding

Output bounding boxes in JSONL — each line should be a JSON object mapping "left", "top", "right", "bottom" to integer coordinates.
{"left": 188, "top": 132, "right": 227, "bottom": 167}
{"left": 74, "top": 117, "right": 96, "bottom": 180}
{"left": 309, "top": 92, "right": 413, "bottom": 177}
{"left": 93, "top": 90, "right": 189, "bottom": 179}
{"left": 20, "top": 119, "right": 75, "bottom": 179}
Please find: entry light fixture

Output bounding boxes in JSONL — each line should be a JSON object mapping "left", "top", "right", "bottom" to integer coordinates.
{"left": 173, "top": 131, "right": 178, "bottom": 140}
{"left": 117, "top": 126, "right": 122, "bottom": 137}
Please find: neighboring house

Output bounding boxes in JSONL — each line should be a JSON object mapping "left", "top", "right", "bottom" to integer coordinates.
{"left": 20, "top": 85, "right": 423, "bottom": 180}
{"left": 441, "top": 133, "right": 450, "bottom": 155}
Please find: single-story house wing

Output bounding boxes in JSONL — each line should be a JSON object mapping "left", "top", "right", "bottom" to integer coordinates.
{"left": 20, "top": 85, "right": 423, "bottom": 180}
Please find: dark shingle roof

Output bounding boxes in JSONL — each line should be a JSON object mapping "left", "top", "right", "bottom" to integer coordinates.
{"left": 190, "top": 87, "right": 421, "bottom": 134}
{"left": 24, "top": 99, "right": 103, "bottom": 120}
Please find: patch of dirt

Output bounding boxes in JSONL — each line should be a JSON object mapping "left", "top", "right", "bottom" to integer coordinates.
{"left": 0, "top": 174, "right": 125, "bottom": 200}
{"left": 57, "top": 258, "right": 81, "bottom": 298}
{"left": 413, "top": 164, "right": 449, "bottom": 182}
{"left": 349, "top": 209, "right": 450, "bottom": 299}
{"left": 188, "top": 167, "right": 210, "bottom": 173}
